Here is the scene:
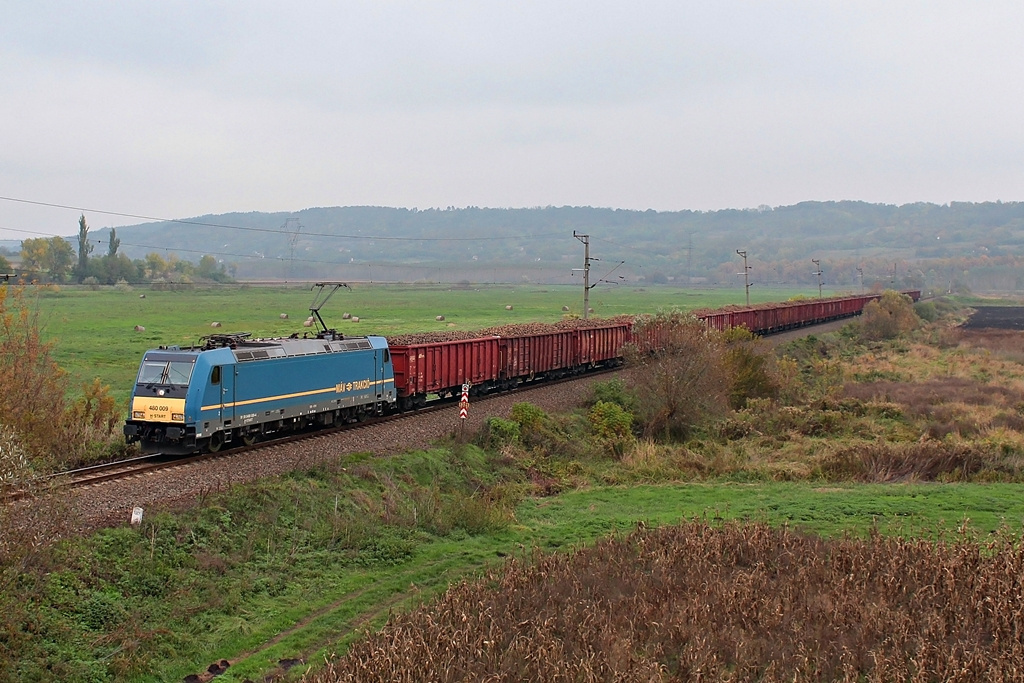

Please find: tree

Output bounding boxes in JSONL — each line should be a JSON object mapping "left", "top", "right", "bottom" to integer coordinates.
{"left": 19, "top": 238, "right": 48, "bottom": 273}
{"left": 100, "top": 253, "right": 139, "bottom": 285}
{"left": 19, "top": 237, "right": 74, "bottom": 282}
{"left": 0, "top": 253, "right": 11, "bottom": 274}
{"left": 0, "top": 288, "right": 79, "bottom": 638}
{"left": 107, "top": 228, "right": 120, "bottom": 258}
{"left": 45, "top": 237, "right": 75, "bottom": 283}
{"left": 196, "top": 254, "right": 220, "bottom": 280}
{"left": 0, "top": 285, "right": 71, "bottom": 459}
{"left": 144, "top": 252, "right": 168, "bottom": 279}
{"left": 76, "top": 214, "right": 93, "bottom": 282}
{"left": 0, "top": 285, "right": 120, "bottom": 465}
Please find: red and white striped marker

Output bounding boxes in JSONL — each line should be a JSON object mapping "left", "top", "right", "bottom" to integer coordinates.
{"left": 460, "top": 383, "right": 470, "bottom": 419}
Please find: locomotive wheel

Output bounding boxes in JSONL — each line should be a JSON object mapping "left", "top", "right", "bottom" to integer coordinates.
{"left": 207, "top": 432, "right": 225, "bottom": 453}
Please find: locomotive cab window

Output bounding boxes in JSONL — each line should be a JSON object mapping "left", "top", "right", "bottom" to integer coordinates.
{"left": 138, "top": 361, "right": 167, "bottom": 384}
{"left": 137, "top": 360, "right": 195, "bottom": 386}
{"left": 211, "top": 366, "right": 221, "bottom": 385}
{"left": 167, "top": 362, "right": 193, "bottom": 385}
{"left": 382, "top": 350, "right": 390, "bottom": 363}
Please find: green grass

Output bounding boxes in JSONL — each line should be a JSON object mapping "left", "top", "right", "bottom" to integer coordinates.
{"left": 28, "top": 282, "right": 838, "bottom": 404}
{"left": 515, "top": 481, "right": 1024, "bottom": 542}
{"left": 10, "top": 281, "right": 950, "bottom": 681}
{"left": 28, "top": 460, "right": 1024, "bottom": 682}
{"left": 170, "top": 480, "right": 1024, "bottom": 681}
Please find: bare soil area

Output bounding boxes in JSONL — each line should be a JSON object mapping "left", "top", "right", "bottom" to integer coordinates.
{"left": 963, "top": 306, "right": 1024, "bottom": 330}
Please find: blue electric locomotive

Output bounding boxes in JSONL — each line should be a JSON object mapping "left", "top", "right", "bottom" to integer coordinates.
{"left": 124, "top": 329, "right": 396, "bottom": 454}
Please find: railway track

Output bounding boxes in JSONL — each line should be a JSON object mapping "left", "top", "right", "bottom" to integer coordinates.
{"left": 10, "top": 309, "right": 873, "bottom": 507}
{"left": 9, "top": 367, "right": 621, "bottom": 501}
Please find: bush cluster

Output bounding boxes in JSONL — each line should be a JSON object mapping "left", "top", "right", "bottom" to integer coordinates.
{"left": 860, "top": 290, "right": 920, "bottom": 341}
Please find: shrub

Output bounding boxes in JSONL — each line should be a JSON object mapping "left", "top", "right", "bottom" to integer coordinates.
{"left": 914, "top": 301, "right": 938, "bottom": 322}
{"left": 588, "top": 378, "right": 638, "bottom": 412}
{"left": 588, "top": 401, "right": 634, "bottom": 457}
{"left": 819, "top": 441, "right": 986, "bottom": 482}
{"left": 481, "top": 417, "right": 520, "bottom": 449}
{"left": 860, "top": 290, "right": 919, "bottom": 341}
{"left": 0, "top": 285, "right": 72, "bottom": 464}
{"left": 510, "top": 402, "right": 547, "bottom": 430}
{"left": 0, "top": 286, "right": 122, "bottom": 469}
{"left": 626, "top": 312, "right": 730, "bottom": 440}
{"left": 0, "top": 426, "right": 28, "bottom": 491}
{"left": 318, "top": 522, "right": 1024, "bottom": 682}
{"left": 722, "top": 327, "right": 781, "bottom": 409}
{"left": 775, "top": 333, "right": 853, "bottom": 401}
{"left": 588, "top": 401, "right": 633, "bottom": 439}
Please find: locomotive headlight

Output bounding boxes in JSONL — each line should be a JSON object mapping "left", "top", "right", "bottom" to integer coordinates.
{"left": 157, "top": 389, "right": 166, "bottom": 396}
{"left": 172, "top": 413, "right": 184, "bottom": 422}
{"left": 133, "top": 410, "right": 145, "bottom": 419}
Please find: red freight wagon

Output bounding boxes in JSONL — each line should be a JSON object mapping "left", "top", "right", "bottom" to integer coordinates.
{"left": 753, "top": 305, "right": 782, "bottom": 333}
{"left": 575, "top": 323, "right": 631, "bottom": 366}
{"left": 499, "top": 330, "right": 576, "bottom": 383}
{"left": 627, "top": 321, "right": 664, "bottom": 354}
{"left": 730, "top": 308, "right": 759, "bottom": 333}
{"left": 699, "top": 311, "right": 731, "bottom": 332}
{"left": 388, "top": 336, "right": 500, "bottom": 409}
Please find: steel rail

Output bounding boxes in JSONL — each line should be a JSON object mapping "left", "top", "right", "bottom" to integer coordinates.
{"left": 6, "top": 366, "right": 620, "bottom": 500}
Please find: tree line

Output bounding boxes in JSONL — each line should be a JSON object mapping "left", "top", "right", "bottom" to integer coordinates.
{"left": 0, "top": 214, "right": 233, "bottom": 285}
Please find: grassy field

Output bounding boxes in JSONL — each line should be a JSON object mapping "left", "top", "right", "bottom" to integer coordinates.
{"left": 15, "top": 283, "right": 1023, "bottom": 680}
{"left": 19, "top": 456, "right": 1024, "bottom": 682}
{"left": 29, "top": 282, "right": 840, "bottom": 403}
{"left": 218, "top": 479, "right": 1024, "bottom": 681}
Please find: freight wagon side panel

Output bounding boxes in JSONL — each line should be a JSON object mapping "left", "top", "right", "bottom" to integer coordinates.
{"left": 628, "top": 322, "right": 662, "bottom": 354}
{"left": 700, "top": 312, "right": 730, "bottom": 332}
{"left": 390, "top": 337, "right": 500, "bottom": 397}
{"left": 501, "top": 331, "right": 575, "bottom": 379}
{"left": 575, "top": 324, "right": 630, "bottom": 365}
{"left": 731, "top": 309, "right": 756, "bottom": 333}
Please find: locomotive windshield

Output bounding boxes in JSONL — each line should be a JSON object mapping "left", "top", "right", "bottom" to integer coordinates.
{"left": 138, "top": 360, "right": 194, "bottom": 386}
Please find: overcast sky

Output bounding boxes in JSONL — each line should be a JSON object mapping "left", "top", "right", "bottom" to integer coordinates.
{"left": 1, "top": 1, "right": 1022, "bottom": 241}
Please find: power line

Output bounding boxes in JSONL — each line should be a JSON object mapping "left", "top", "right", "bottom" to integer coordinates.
{"left": 0, "top": 224, "right": 547, "bottom": 270}
{"left": 0, "top": 195, "right": 548, "bottom": 241}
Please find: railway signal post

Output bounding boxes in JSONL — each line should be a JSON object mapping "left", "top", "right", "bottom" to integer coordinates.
{"left": 459, "top": 383, "right": 470, "bottom": 438}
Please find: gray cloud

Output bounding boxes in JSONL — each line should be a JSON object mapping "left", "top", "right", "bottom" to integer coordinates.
{"left": 1, "top": 1, "right": 1022, "bottom": 240}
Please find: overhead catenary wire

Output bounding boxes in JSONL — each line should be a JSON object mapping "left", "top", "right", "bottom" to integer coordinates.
{"left": 0, "top": 195, "right": 671, "bottom": 278}
{"left": 0, "top": 222, "right": 577, "bottom": 286}
{"left": 1, "top": 225, "right": 594, "bottom": 277}
{"left": 0, "top": 195, "right": 548, "bottom": 241}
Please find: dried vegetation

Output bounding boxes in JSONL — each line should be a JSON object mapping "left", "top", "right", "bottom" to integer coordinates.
{"left": 313, "top": 521, "right": 1024, "bottom": 682}
{"left": 0, "top": 285, "right": 122, "bottom": 469}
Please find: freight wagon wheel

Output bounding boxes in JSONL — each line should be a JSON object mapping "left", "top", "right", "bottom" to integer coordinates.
{"left": 207, "top": 432, "right": 224, "bottom": 453}
{"left": 241, "top": 433, "right": 258, "bottom": 447}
